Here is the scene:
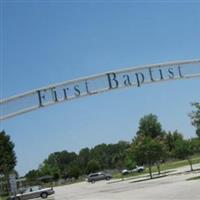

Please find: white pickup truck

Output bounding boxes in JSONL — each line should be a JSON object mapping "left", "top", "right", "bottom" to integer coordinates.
{"left": 122, "top": 166, "right": 145, "bottom": 175}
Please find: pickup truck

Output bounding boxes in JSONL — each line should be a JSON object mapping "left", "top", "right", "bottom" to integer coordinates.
{"left": 122, "top": 166, "right": 145, "bottom": 175}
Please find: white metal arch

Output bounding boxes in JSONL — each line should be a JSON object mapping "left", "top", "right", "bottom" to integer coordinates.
{"left": 0, "top": 59, "right": 200, "bottom": 121}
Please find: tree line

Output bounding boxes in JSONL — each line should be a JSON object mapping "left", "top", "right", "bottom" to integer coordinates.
{"left": 25, "top": 103, "right": 200, "bottom": 181}
{"left": 0, "top": 102, "right": 200, "bottom": 183}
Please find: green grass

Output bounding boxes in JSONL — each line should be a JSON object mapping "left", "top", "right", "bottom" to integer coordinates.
{"left": 157, "top": 156, "right": 200, "bottom": 172}
{"left": 0, "top": 196, "right": 8, "bottom": 200}
{"left": 114, "top": 171, "right": 145, "bottom": 179}
{"left": 113, "top": 155, "right": 200, "bottom": 179}
{"left": 147, "top": 155, "right": 200, "bottom": 174}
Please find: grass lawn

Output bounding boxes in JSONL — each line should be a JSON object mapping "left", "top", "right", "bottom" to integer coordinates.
{"left": 150, "top": 156, "right": 200, "bottom": 173}
{"left": 0, "top": 196, "right": 8, "bottom": 200}
{"left": 114, "top": 155, "right": 200, "bottom": 179}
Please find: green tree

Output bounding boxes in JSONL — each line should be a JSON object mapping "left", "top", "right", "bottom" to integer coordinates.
{"left": 189, "top": 102, "right": 200, "bottom": 138}
{"left": 50, "top": 166, "right": 61, "bottom": 181}
{"left": 107, "top": 141, "right": 130, "bottom": 169}
{"left": 40, "top": 150, "right": 78, "bottom": 178}
{"left": 86, "top": 160, "right": 100, "bottom": 174}
{"left": 190, "top": 138, "right": 200, "bottom": 154}
{"left": 124, "top": 148, "right": 136, "bottom": 170}
{"left": 136, "top": 114, "right": 164, "bottom": 139}
{"left": 164, "top": 130, "right": 184, "bottom": 156}
{"left": 90, "top": 144, "right": 108, "bottom": 169}
{"left": 133, "top": 137, "right": 165, "bottom": 178}
{"left": 78, "top": 148, "right": 90, "bottom": 173}
{"left": 0, "top": 130, "right": 17, "bottom": 176}
{"left": 89, "top": 142, "right": 129, "bottom": 170}
{"left": 68, "top": 165, "right": 80, "bottom": 179}
{"left": 134, "top": 114, "right": 166, "bottom": 174}
{"left": 38, "top": 163, "right": 52, "bottom": 177}
{"left": 174, "top": 140, "right": 194, "bottom": 171}
{"left": 25, "top": 169, "right": 39, "bottom": 181}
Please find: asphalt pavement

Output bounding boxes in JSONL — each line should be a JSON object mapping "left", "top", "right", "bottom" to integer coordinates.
{"left": 36, "top": 163, "right": 200, "bottom": 200}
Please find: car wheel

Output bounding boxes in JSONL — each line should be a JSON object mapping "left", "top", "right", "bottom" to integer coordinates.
{"left": 106, "top": 177, "right": 110, "bottom": 180}
{"left": 91, "top": 179, "right": 95, "bottom": 183}
{"left": 41, "top": 192, "right": 48, "bottom": 199}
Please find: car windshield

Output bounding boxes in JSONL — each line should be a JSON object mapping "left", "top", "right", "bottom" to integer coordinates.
{"left": 89, "top": 174, "right": 98, "bottom": 177}
{"left": 24, "top": 186, "right": 42, "bottom": 193}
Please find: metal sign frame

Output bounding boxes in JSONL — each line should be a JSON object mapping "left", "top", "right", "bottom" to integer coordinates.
{"left": 1, "top": 59, "right": 200, "bottom": 120}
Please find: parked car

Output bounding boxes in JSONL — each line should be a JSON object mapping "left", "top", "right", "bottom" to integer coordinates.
{"left": 8, "top": 185, "right": 54, "bottom": 200}
{"left": 87, "top": 172, "right": 112, "bottom": 183}
{"left": 122, "top": 166, "right": 145, "bottom": 175}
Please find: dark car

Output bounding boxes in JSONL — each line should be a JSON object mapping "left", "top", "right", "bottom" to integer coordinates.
{"left": 87, "top": 172, "right": 112, "bottom": 183}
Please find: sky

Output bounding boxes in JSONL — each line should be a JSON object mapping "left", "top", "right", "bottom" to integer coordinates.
{"left": 0, "top": 0, "right": 200, "bottom": 176}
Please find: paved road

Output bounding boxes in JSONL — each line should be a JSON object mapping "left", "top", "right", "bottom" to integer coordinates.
{"left": 53, "top": 168, "right": 200, "bottom": 200}
{"left": 34, "top": 164, "right": 200, "bottom": 200}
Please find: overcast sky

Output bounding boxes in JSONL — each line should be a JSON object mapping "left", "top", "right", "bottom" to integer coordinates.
{"left": 1, "top": 1, "right": 200, "bottom": 176}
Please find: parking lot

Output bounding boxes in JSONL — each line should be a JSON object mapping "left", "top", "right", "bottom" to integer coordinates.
{"left": 43, "top": 164, "right": 200, "bottom": 200}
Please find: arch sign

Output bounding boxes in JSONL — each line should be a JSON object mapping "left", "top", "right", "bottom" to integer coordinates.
{"left": 0, "top": 59, "right": 200, "bottom": 120}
